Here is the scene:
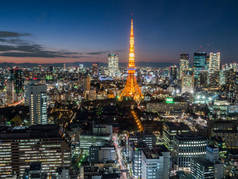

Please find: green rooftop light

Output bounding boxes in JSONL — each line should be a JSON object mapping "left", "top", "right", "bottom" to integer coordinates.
{"left": 165, "top": 97, "right": 174, "bottom": 104}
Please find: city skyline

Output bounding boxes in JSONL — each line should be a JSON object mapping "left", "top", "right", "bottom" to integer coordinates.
{"left": 0, "top": 0, "right": 238, "bottom": 64}
{"left": 1, "top": 1, "right": 238, "bottom": 178}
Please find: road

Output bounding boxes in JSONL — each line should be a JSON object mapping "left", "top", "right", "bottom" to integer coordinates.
{"left": 112, "top": 133, "right": 128, "bottom": 179}
{"left": 0, "top": 98, "right": 24, "bottom": 108}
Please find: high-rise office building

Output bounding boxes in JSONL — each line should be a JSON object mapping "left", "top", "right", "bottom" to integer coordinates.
{"left": 92, "top": 64, "right": 98, "bottom": 76}
{"left": 108, "top": 53, "right": 120, "bottom": 77}
{"left": 83, "top": 75, "right": 91, "bottom": 98}
{"left": 131, "top": 143, "right": 145, "bottom": 178}
{"left": 163, "top": 122, "right": 190, "bottom": 150}
{"left": 170, "top": 65, "right": 178, "bottom": 81}
{"left": 208, "top": 52, "right": 221, "bottom": 88}
{"left": 10, "top": 67, "right": 24, "bottom": 96}
{"left": 174, "top": 133, "right": 207, "bottom": 171}
{"left": 6, "top": 80, "right": 15, "bottom": 104}
{"left": 193, "top": 52, "right": 207, "bottom": 72}
{"left": 83, "top": 75, "right": 91, "bottom": 92}
{"left": 181, "top": 70, "right": 194, "bottom": 94}
{"left": 193, "top": 52, "right": 207, "bottom": 88}
{"left": 208, "top": 71, "right": 220, "bottom": 88}
{"left": 179, "top": 54, "right": 189, "bottom": 79}
{"left": 26, "top": 82, "right": 47, "bottom": 125}
{"left": 209, "top": 52, "right": 221, "bottom": 73}
{"left": 0, "top": 125, "right": 71, "bottom": 178}
{"left": 199, "top": 70, "right": 208, "bottom": 88}
{"left": 222, "top": 69, "right": 238, "bottom": 103}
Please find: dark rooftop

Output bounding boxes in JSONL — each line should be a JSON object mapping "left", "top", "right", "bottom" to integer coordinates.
{"left": 143, "top": 145, "right": 169, "bottom": 159}
{"left": 0, "top": 124, "right": 62, "bottom": 140}
{"left": 175, "top": 132, "right": 207, "bottom": 140}
{"left": 164, "top": 122, "right": 190, "bottom": 131}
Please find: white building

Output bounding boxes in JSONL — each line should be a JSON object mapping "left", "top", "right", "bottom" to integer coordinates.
{"left": 181, "top": 72, "right": 194, "bottom": 94}
{"left": 141, "top": 145, "right": 170, "bottom": 179}
{"left": 209, "top": 52, "right": 220, "bottom": 73}
{"left": 179, "top": 54, "right": 189, "bottom": 79}
{"left": 108, "top": 53, "right": 120, "bottom": 77}
{"left": 26, "top": 82, "right": 47, "bottom": 125}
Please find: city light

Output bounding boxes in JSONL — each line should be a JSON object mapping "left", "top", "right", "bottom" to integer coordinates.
{"left": 0, "top": 1, "right": 235, "bottom": 179}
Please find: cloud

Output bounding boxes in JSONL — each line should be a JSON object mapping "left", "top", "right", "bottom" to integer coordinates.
{"left": 86, "top": 51, "right": 109, "bottom": 55}
{"left": 0, "top": 52, "right": 64, "bottom": 58}
{"left": 0, "top": 31, "right": 30, "bottom": 38}
{"left": 0, "top": 31, "right": 81, "bottom": 58}
{"left": 0, "top": 38, "right": 29, "bottom": 45}
{"left": 0, "top": 30, "right": 115, "bottom": 59}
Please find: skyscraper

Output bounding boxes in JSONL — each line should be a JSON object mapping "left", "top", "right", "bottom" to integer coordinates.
{"left": 10, "top": 67, "right": 24, "bottom": 95}
{"left": 108, "top": 53, "right": 120, "bottom": 77}
{"left": 92, "top": 64, "right": 98, "bottom": 76}
{"left": 174, "top": 133, "right": 207, "bottom": 171}
{"left": 170, "top": 65, "right": 178, "bottom": 81}
{"left": 193, "top": 52, "right": 207, "bottom": 74}
{"left": 26, "top": 82, "right": 47, "bottom": 125}
{"left": 179, "top": 54, "right": 189, "bottom": 79}
{"left": 209, "top": 52, "right": 221, "bottom": 73}
{"left": 120, "top": 18, "right": 143, "bottom": 102}
{"left": 208, "top": 52, "right": 221, "bottom": 88}
{"left": 193, "top": 52, "right": 207, "bottom": 88}
{"left": 6, "top": 80, "right": 15, "bottom": 104}
{"left": 83, "top": 75, "right": 91, "bottom": 95}
{"left": 181, "top": 70, "right": 194, "bottom": 94}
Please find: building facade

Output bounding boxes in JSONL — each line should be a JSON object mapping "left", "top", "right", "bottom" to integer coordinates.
{"left": 0, "top": 125, "right": 71, "bottom": 178}
{"left": 26, "top": 82, "right": 47, "bottom": 125}
{"left": 108, "top": 53, "right": 120, "bottom": 77}
{"left": 209, "top": 52, "right": 221, "bottom": 73}
{"left": 174, "top": 133, "right": 207, "bottom": 171}
{"left": 141, "top": 145, "right": 170, "bottom": 179}
{"left": 179, "top": 54, "right": 189, "bottom": 79}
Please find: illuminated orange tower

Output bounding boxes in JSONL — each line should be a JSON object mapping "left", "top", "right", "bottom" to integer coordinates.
{"left": 120, "top": 18, "right": 143, "bottom": 102}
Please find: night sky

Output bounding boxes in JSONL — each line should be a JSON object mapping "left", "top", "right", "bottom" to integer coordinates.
{"left": 0, "top": 0, "right": 238, "bottom": 64}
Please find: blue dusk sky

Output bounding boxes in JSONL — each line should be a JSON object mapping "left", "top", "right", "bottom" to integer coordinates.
{"left": 0, "top": 0, "right": 238, "bottom": 63}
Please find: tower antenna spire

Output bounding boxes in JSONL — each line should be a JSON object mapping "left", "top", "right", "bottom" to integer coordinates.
{"left": 119, "top": 17, "right": 143, "bottom": 102}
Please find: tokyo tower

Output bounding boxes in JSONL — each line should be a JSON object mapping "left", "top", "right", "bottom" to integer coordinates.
{"left": 119, "top": 18, "right": 143, "bottom": 102}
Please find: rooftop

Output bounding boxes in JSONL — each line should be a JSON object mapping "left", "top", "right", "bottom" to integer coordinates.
{"left": 0, "top": 124, "right": 62, "bottom": 140}
{"left": 164, "top": 122, "right": 190, "bottom": 131}
{"left": 175, "top": 132, "right": 207, "bottom": 141}
{"left": 143, "top": 145, "right": 169, "bottom": 159}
